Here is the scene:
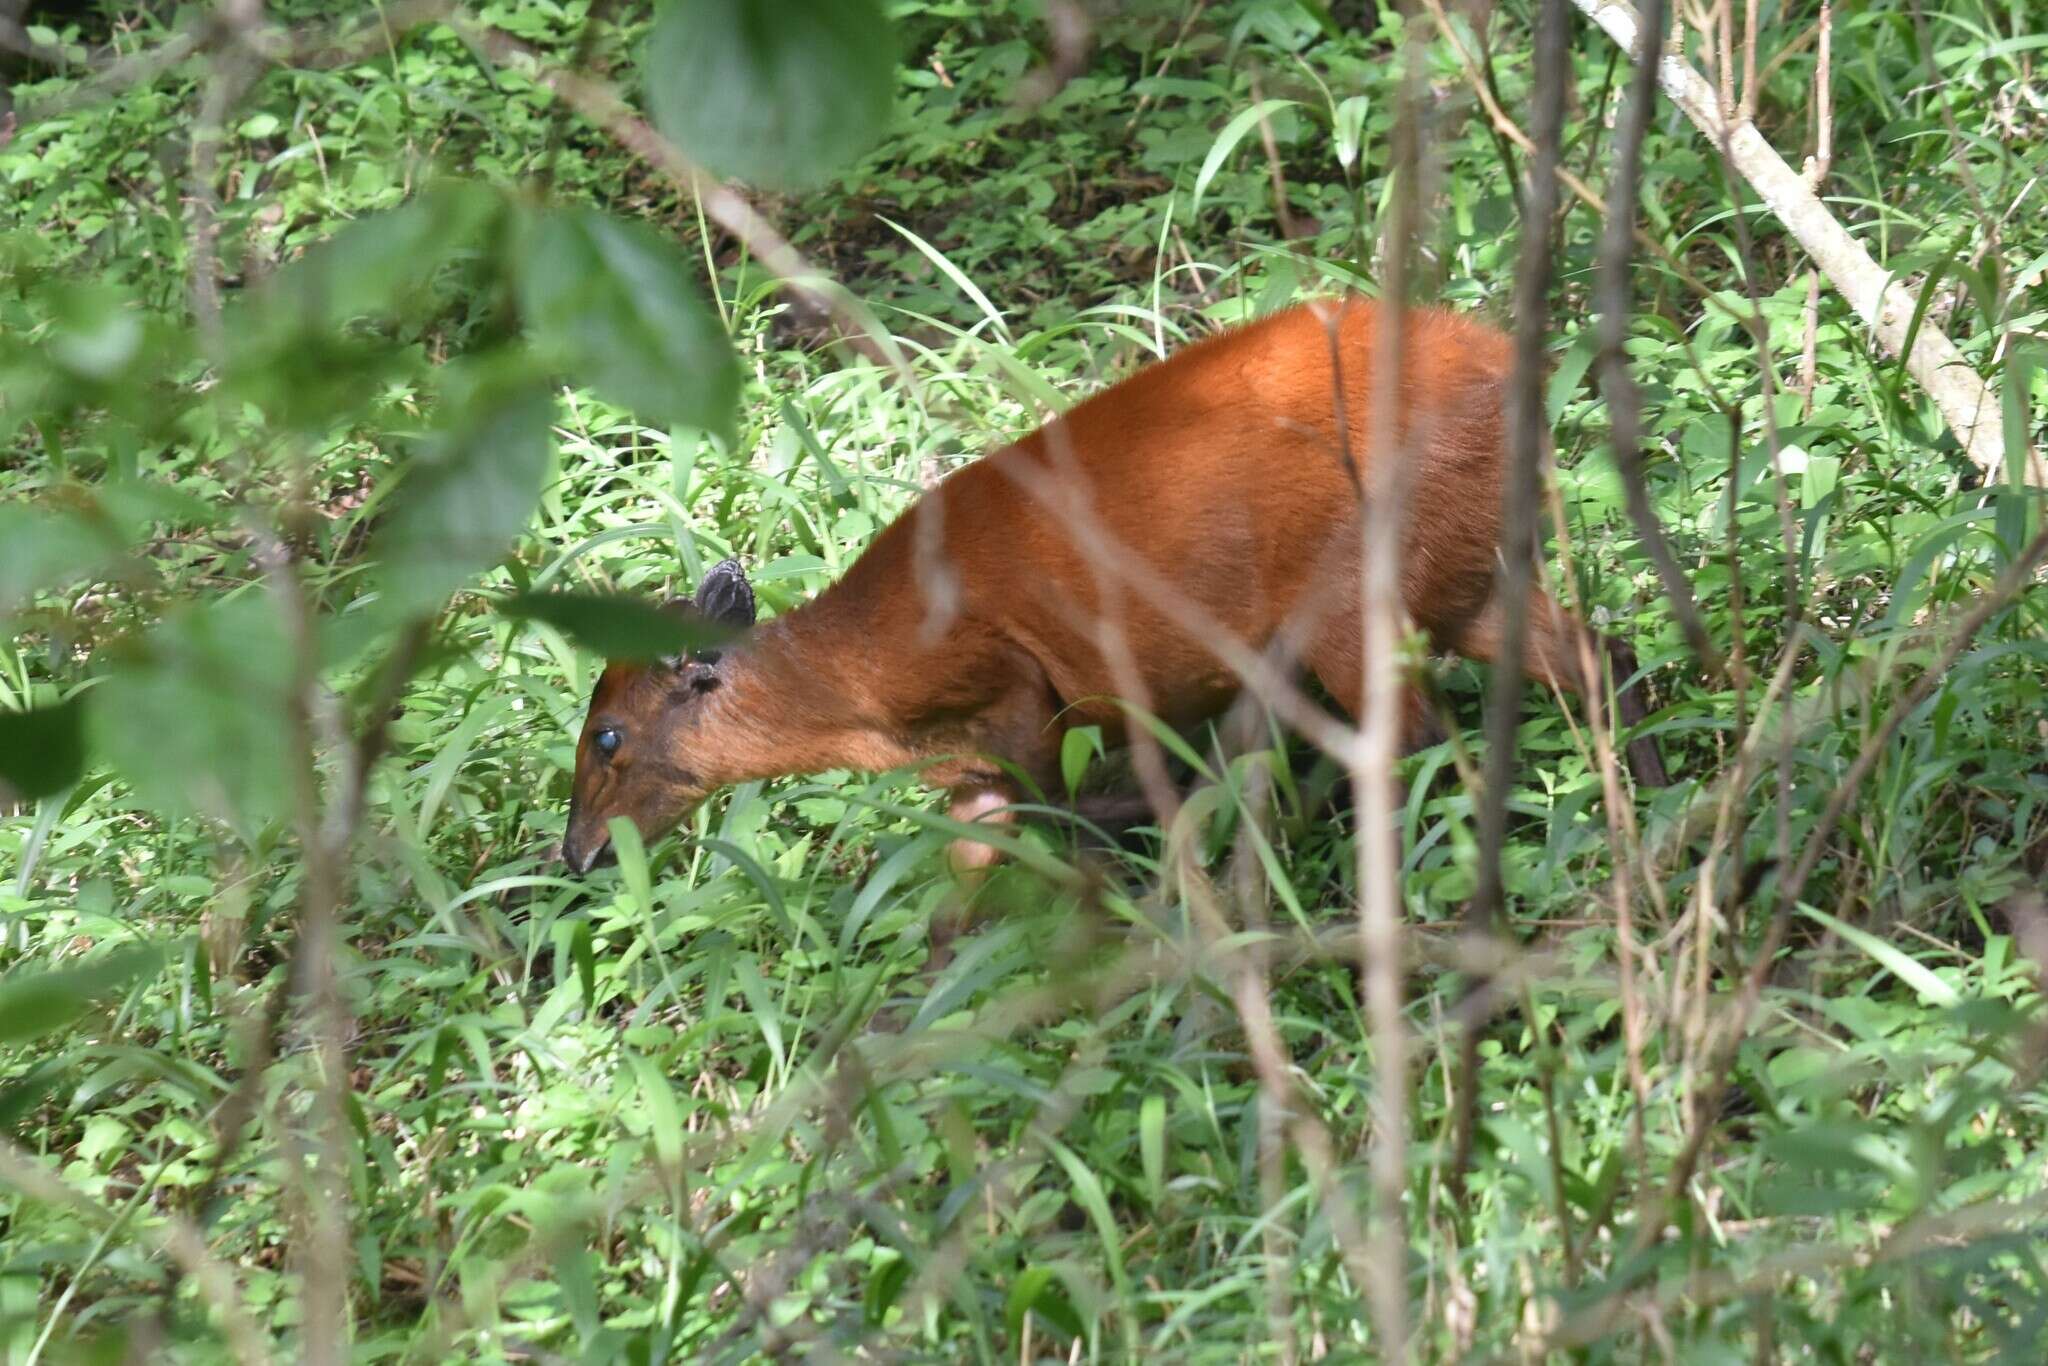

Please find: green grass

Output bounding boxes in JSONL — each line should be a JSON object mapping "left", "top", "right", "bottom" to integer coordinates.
{"left": 3, "top": 0, "right": 2047, "bottom": 1361}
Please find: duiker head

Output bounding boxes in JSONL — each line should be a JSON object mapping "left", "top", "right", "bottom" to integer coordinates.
{"left": 560, "top": 559, "right": 757, "bottom": 873}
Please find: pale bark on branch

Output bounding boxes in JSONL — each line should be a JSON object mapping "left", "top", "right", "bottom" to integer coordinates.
{"left": 1570, "top": 0, "right": 2043, "bottom": 487}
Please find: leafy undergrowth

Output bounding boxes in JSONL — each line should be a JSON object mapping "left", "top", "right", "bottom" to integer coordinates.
{"left": 3, "top": 0, "right": 2047, "bottom": 1361}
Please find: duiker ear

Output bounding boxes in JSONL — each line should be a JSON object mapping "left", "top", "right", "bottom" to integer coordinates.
{"left": 693, "top": 558, "right": 756, "bottom": 629}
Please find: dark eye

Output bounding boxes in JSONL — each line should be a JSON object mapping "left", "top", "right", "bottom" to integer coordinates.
{"left": 593, "top": 727, "right": 621, "bottom": 758}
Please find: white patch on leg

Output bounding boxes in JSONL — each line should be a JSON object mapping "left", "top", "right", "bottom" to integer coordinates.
{"left": 947, "top": 790, "right": 1014, "bottom": 873}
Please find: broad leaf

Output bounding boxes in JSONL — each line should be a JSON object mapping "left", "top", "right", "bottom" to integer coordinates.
{"left": 372, "top": 370, "right": 556, "bottom": 618}
{"left": 0, "top": 943, "right": 164, "bottom": 1045}
{"left": 643, "top": 0, "right": 898, "bottom": 189}
{"left": 228, "top": 182, "right": 508, "bottom": 430}
{"left": 0, "top": 696, "right": 87, "bottom": 800}
{"left": 517, "top": 207, "right": 738, "bottom": 440}
{"left": 0, "top": 504, "right": 126, "bottom": 616}
{"left": 93, "top": 594, "right": 296, "bottom": 825}
{"left": 270, "top": 180, "right": 507, "bottom": 332}
{"left": 500, "top": 591, "right": 737, "bottom": 661}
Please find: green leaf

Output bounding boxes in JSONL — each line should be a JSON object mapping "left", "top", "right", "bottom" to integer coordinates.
{"left": 643, "top": 0, "right": 898, "bottom": 189}
{"left": 1060, "top": 725, "right": 1103, "bottom": 800}
{"left": 0, "top": 943, "right": 164, "bottom": 1045}
{"left": 1334, "top": 94, "right": 1370, "bottom": 171}
{"left": 516, "top": 206, "right": 739, "bottom": 440}
{"left": 626, "top": 1049, "right": 686, "bottom": 1173}
{"left": 93, "top": 594, "right": 296, "bottom": 825}
{"left": 1800, "top": 906, "right": 1961, "bottom": 1008}
{"left": 0, "top": 504, "right": 126, "bottom": 615}
{"left": 1191, "top": 99, "right": 1298, "bottom": 218}
{"left": 500, "top": 591, "right": 736, "bottom": 661}
{"left": 1044, "top": 1135, "right": 1131, "bottom": 1297}
{"left": 1005, "top": 1265, "right": 1083, "bottom": 1341}
{"left": 270, "top": 181, "right": 506, "bottom": 331}
{"left": 864, "top": 1254, "right": 910, "bottom": 1328}
{"left": 229, "top": 183, "right": 509, "bottom": 431}
{"left": 45, "top": 283, "right": 148, "bottom": 381}
{"left": 571, "top": 920, "right": 597, "bottom": 1012}
{"left": 0, "top": 697, "right": 88, "bottom": 800}
{"left": 1140, "top": 1094, "right": 1167, "bottom": 1205}
{"left": 372, "top": 371, "right": 556, "bottom": 617}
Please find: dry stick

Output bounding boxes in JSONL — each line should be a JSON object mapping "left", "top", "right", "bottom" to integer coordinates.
{"left": 1753, "top": 12, "right": 1822, "bottom": 92}
{"left": 1473, "top": 0, "right": 1570, "bottom": 938}
{"left": 1452, "top": 0, "right": 1571, "bottom": 1212}
{"left": 1250, "top": 72, "right": 1302, "bottom": 240}
{"left": 1570, "top": 0, "right": 2039, "bottom": 487}
{"left": 1714, "top": 0, "right": 1734, "bottom": 121}
{"left": 1355, "top": 21, "right": 1428, "bottom": 1357}
{"left": 13, "top": 29, "right": 204, "bottom": 118}
{"left": 1699, "top": 69, "right": 1809, "bottom": 911}
{"left": 1013, "top": 423, "right": 1389, "bottom": 1305}
{"left": 255, "top": 545, "right": 353, "bottom": 1366}
{"left": 1122, "top": 0, "right": 1211, "bottom": 134}
{"left": 1540, "top": 477, "right": 1657, "bottom": 1212}
{"left": 1738, "top": 0, "right": 1758, "bottom": 122}
{"left": 1796, "top": 1, "right": 1832, "bottom": 419}
{"left": 1465, "top": 0, "right": 1528, "bottom": 195}
{"left": 1592, "top": 0, "right": 1722, "bottom": 677}
{"left": 1637, "top": 521, "right": 2048, "bottom": 1261}
{"left": 181, "top": 619, "right": 428, "bottom": 1253}
{"left": 185, "top": 55, "right": 248, "bottom": 357}
{"left": 0, "top": 1140, "right": 273, "bottom": 1366}
{"left": 1231, "top": 751, "right": 1300, "bottom": 1366}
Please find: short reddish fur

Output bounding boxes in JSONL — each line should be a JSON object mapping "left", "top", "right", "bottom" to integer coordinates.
{"left": 562, "top": 297, "right": 1663, "bottom": 873}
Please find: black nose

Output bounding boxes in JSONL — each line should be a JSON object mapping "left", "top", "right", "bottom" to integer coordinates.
{"left": 562, "top": 832, "right": 615, "bottom": 875}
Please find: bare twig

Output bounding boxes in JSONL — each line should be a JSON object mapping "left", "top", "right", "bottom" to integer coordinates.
{"left": 1355, "top": 19, "right": 1428, "bottom": 1355}
{"left": 1592, "top": 0, "right": 1722, "bottom": 677}
{"left": 1796, "top": 1, "right": 1833, "bottom": 417}
{"left": 1473, "top": 0, "right": 1571, "bottom": 937}
{"left": 1418, "top": 0, "right": 1739, "bottom": 318}
{"left": 1250, "top": 73, "right": 1302, "bottom": 240}
{"left": 1451, "top": 0, "right": 1571, "bottom": 1213}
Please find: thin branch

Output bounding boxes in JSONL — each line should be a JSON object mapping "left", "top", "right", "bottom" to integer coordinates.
{"left": 1355, "top": 20, "right": 1428, "bottom": 1355}
{"left": 1453, "top": 0, "right": 1572, "bottom": 1212}
{"left": 1592, "top": 0, "right": 1722, "bottom": 677}
{"left": 1474, "top": 0, "right": 1572, "bottom": 937}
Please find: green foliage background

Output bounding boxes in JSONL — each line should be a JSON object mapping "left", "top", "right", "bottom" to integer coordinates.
{"left": 2, "top": 0, "right": 2045, "bottom": 1360}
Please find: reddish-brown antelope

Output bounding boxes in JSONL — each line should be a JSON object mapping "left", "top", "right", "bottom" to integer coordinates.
{"left": 559, "top": 296, "right": 1667, "bottom": 875}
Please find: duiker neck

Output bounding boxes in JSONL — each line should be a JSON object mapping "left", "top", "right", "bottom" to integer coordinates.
{"left": 684, "top": 588, "right": 918, "bottom": 789}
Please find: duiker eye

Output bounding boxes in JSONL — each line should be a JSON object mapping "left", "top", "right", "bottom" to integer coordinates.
{"left": 593, "top": 727, "right": 622, "bottom": 757}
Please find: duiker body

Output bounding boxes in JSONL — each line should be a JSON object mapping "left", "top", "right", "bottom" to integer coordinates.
{"left": 561, "top": 297, "right": 1665, "bottom": 873}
